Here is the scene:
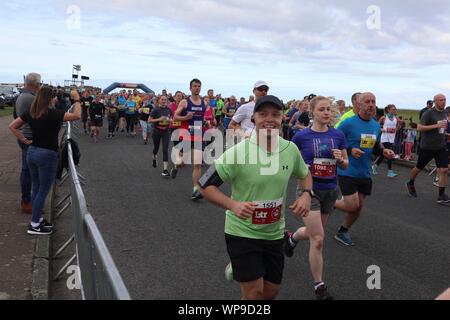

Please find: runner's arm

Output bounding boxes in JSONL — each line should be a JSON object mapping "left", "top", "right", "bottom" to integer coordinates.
{"left": 173, "top": 99, "right": 192, "bottom": 121}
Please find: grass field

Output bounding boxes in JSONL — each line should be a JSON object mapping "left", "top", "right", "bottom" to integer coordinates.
{"left": 396, "top": 109, "right": 420, "bottom": 122}
{"left": 0, "top": 106, "right": 13, "bottom": 118}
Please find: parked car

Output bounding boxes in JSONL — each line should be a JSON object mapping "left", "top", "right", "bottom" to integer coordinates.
{"left": 0, "top": 86, "right": 20, "bottom": 106}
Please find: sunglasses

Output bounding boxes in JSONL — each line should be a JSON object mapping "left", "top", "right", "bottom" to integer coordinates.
{"left": 256, "top": 86, "right": 269, "bottom": 92}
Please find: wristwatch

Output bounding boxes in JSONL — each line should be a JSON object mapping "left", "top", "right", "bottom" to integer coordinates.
{"left": 297, "top": 188, "right": 315, "bottom": 198}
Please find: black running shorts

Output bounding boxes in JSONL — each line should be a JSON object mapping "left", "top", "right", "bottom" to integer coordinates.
{"left": 338, "top": 176, "right": 373, "bottom": 196}
{"left": 225, "top": 234, "right": 284, "bottom": 285}
{"left": 416, "top": 148, "right": 449, "bottom": 170}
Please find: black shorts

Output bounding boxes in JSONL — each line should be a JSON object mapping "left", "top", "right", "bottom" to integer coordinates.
{"left": 118, "top": 110, "right": 126, "bottom": 118}
{"left": 91, "top": 118, "right": 103, "bottom": 127}
{"left": 225, "top": 234, "right": 284, "bottom": 285}
{"left": 338, "top": 176, "right": 373, "bottom": 196}
{"left": 416, "top": 148, "right": 449, "bottom": 170}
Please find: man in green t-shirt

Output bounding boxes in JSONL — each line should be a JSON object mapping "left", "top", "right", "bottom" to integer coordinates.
{"left": 199, "top": 95, "right": 312, "bottom": 300}
{"left": 215, "top": 94, "right": 224, "bottom": 127}
{"left": 335, "top": 92, "right": 361, "bottom": 128}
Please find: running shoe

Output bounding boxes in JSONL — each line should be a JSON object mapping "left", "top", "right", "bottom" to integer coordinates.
{"left": 315, "top": 284, "right": 333, "bottom": 300}
{"left": 283, "top": 231, "right": 297, "bottom": 258}
{"left": 224, "top": 262, "right": 233, "bottom": 282}
{"left": 40, "top": 219, "right": 53, "bottom": 229}
{"left": 152, "top": 159, "right": 157, "bottom": 168}
{"left": 191, "top": 189, "right": 203, "bottom": 201}
{"left": 170, "top": 167, "right": 178, "bottom": 179}
{"left": 161, "top": 170, "right": 170, "bottom": 178}
{"left": 437, "top": 194, "right": 450, "bottom": 204}
{"left": 27, "top": 224, "right": 52, "bottom": 235}
{"left": 334, "top": 231, "right": 354, "bottom": 246}
{"left": 405, "top": 182, "right": 418, "bottom": 198}
{"left": 433, "top": 177, "right": 440, "bottom": 188}
{"left": 387, "top": 170, "right": 398, "bottom": 178}
{"left": 371, "top": 164, "right": 379, "bottom": 176}
{"left": 144, "top": 139, "right": 148, "bottom": 145}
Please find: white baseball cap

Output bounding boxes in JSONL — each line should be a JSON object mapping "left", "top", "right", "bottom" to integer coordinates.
{"left": 253, "top": 81, "right": 269, "bottom": 90}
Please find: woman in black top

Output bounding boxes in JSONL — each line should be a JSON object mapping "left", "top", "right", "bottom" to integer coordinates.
{"left": 9, "top": 87, "right": 81, "bottom": 235}
{"left": 148, "top": 95, "right": 172, "bottom": 177}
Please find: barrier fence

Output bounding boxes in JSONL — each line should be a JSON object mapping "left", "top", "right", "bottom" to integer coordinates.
{"left": 51, "top": 120, "right": 131, "bottom": 300}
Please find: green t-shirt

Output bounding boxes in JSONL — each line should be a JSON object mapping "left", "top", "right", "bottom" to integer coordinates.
{"left": 335, "top": 110, "right": 355, "bottom": 128}
{"left": 215, "top": 99, "right": 224, "bottom": 116}
{"left": 215, "top": 134, "right": 309, "bottom": 240}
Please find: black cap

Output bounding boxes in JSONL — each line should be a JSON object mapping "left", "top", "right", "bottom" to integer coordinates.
{"left": 253, "top": 95, "right": 284, "bottom": 113}
{"left": 427, "top": 100, "right": 433, "bottom": 105}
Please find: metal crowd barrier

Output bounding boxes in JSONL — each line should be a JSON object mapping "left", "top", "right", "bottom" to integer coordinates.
{"left": 52, "top": 120, "right": 131, "bottom": 300}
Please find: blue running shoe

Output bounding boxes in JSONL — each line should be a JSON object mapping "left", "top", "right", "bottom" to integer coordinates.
{"left": 372, "top": 164, "right": 379, "bottom": 176}
{"left": 334, "top": 231, "right": 354, "bottom": 246}
{"left": 387, "top": 170, "right": 398, "bottom": 178}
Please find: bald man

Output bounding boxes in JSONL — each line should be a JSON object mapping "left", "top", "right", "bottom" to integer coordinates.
{"left": 334, "top": 92, "right": 395, "bottom": 246}
{"left": 406, "top": 94, "right": 449, "bottom": 203}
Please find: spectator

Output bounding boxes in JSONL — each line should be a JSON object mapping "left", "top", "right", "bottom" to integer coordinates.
{"left": 15, "top": 72, "right": 42, "bottom": 214}
{"left": 9, "top": 87, "right": 81, "bottom": 235}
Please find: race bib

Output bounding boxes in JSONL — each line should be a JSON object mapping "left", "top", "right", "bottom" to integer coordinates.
{"left": 110, "top": 108, "right": 116, "bottom": 114}
{"left": 128, "top": 107, "right": 135, "bottom": 113}
{"left": 94, "top": 114, "right": 102, "bottom": 119}
{"left": 252, "top": 198, "right": 283, "bottom": 225}
{"left": 118, "top": 105, "right": 125, "bottom": 110}
{"left": 311, "top": 158, "right": 336, "bottom": 178}
{"left": 360, "top": 134, "right": 377, "bottom": 149}
{"left": 159, "top": 119, "right": 170, "bottom": 126}
{"left": 143, "top": 108, "right": 150, "bottom": 114}
{"left": 172, "top": 120, "right": 181, "bottom": 127}
{"left": 85, "top": 102, "right": 90, "bottom": 107}
{"left": 189, "top": 125, "right": 202, "bottom": 135}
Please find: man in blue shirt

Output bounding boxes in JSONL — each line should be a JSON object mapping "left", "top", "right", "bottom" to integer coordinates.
{"left": 334, "top": 92, "right": 395, "bottom": 246}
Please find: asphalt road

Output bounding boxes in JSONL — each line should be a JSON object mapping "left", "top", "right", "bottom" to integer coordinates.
{"left": 74, "top": 125, "right": 450, "bottom": 300}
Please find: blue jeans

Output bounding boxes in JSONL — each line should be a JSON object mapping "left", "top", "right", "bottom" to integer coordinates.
{"left": 18, "top": 141, "right": 32, "bottom": 203}
{"left": 26, "top": 146, "right": 58, "bottom": 224}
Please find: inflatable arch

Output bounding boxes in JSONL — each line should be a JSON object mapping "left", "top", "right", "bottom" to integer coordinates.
{"left": 103, "top": 82, "right": 155, "bottom": 94}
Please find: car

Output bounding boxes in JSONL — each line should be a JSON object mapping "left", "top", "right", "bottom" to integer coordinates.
{"left": 0, "top": 86, "right": 20, "bottom": 106}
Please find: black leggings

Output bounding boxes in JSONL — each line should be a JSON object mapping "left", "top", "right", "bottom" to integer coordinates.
{"left": 108, "top": 116, "right": 118, "bottom": 134}
{"left": 375, "top": 142, "right": 394, "bottom": 170}
{"left": 153, "top": 129, "right": 170, "bottom": 162}
{"left": 126, "top": 114, "right": 136, "bottom": 133}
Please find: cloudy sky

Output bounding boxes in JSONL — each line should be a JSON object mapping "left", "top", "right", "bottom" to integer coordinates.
{"left": 2, "top": 0, "right": 450, "bottom": 109}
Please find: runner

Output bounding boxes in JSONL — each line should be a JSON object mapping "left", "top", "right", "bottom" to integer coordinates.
{"left": 215, "top": 94, "right": 224, "bottom": 128}
{"left": 89, "top": 96, "right": 105, "bottom": 143}
{"left": 81, "top": 90, "right": 93, "bottom": 134}
{"left": 334, "top": 92, "right": 395, "bottom": 246}
{"left": 335, "top": 92, "right": 361, "bottom": 128}
{"left": 138, "top": 97, "right": 153, "bottom": 145}
{"left": 117, "top": 91, "right": 127, "bottom": 133}
{"left": 198, "top": 95, "right": 312, "bottom": 300}
{"left": 173, "top": 79, "right": 206, "bottom": 200}
{"left": 106, "top": 95, "right": 119, "bottom": 138}
{"left": 148, "top": 95, "right": 172, "bottom": 177}
{"left": 169, "top": 91, "right": 184, "bottom": 178}
{"left": 125, "top": 95, "right": 137, "bottom": 136}
{"left": 286, "top": 96, "right": 349, "bottom": 300}
{"left": 372, "top": 104, "right": 398, "bottom": 178}
{"left": 223, "top": 96, "right": 239, "bottom": 130}
{"left": 406, "top": 94, "right": 450, "bottom": 203}
{"left": 228, "top": 81, "right": 269, "bottom": 138}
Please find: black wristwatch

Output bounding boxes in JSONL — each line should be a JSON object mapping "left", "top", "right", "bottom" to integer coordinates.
{"left": 297, "top": 189, "right": 315, "bottom": 198}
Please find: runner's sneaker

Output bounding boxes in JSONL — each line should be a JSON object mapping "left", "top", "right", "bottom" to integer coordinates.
{"left": 405, "top": 182, "right": 418, "bottom": 198}
{"left": 191, "top": 189, "right": 203, "bottom": 201}
{"left": 371, "top": 164, "right": 379, "bottom": 176}
{"left": 144, "top": 139, "right": 148, "bottom": 145}
{"left": 283, "top": 231, "right": 297, "bottom": 258}
{"left": 27, "top": 224, "right": 52, "bottom": 235}
{"left": 161, "top": 170, "right": 170, "bottom": 178}
{"left": 334, "top": 231, "right": 354, "bottom": 246}
{"left": 224, "top": 262, "right": 233, "bottom": 282}
{"left": 152, "top": 159, "right": 157, "bottom": 168}
{"left": 170, "top": 167, "right": 178, "bottom": 179}
{"left": 437, "top": 194, "right": 450, "bottom": 204}
{"left": 40, "top": 219, "right": 53, "bottom": 229}
{"left": 315, "top": 284, "right": 333, "bottom": 300}
{"left": 433, "top": 177, "right": 440, "bottom": 188}
{"left": 387, "top": 170, "right": 398, "bottom": 178}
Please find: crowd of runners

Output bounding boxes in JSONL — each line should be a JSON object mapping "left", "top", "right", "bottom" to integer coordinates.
{"left": 11, "top": 74, "right": 450, "bottom": 300}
